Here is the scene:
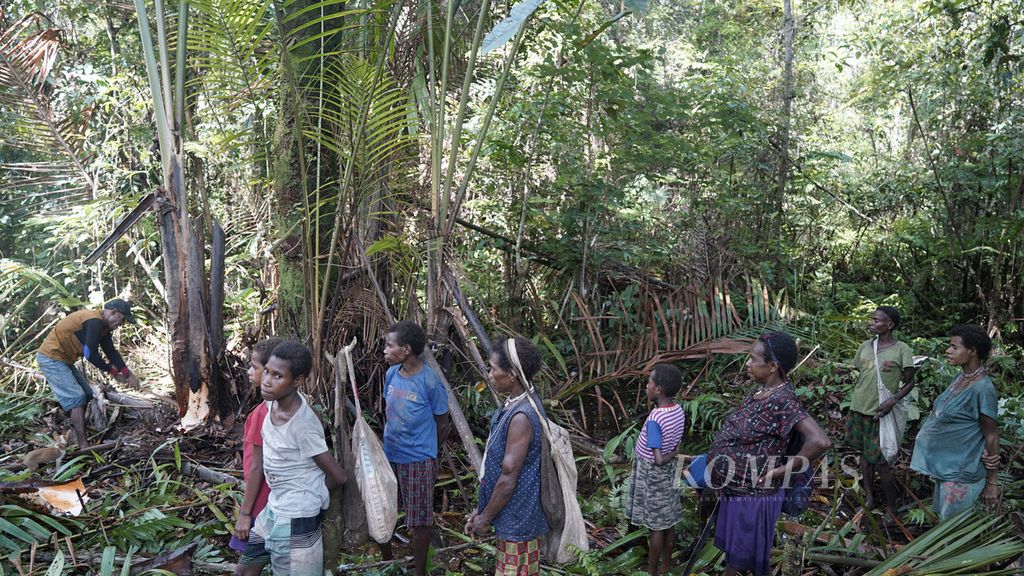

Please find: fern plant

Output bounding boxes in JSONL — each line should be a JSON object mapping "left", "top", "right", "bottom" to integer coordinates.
{"left": 0, "top": 392, "right": 45, "bottom": 437}
{"left": 108, "top": 508, "right": 193, "bottom": 552}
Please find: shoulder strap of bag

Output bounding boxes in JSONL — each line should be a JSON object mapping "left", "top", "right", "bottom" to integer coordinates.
{"left": 872, "top": 338, "right": 891, "bottom": 402}
{"left": 523, "top": 392, "right": 554, "bottom": 442}
{"left": 873, "top": 339, "right": 908, "bottom": 411}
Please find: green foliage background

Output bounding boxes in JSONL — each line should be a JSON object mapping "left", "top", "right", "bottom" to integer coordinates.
{"left": 2, "top": 0, "right": 1024, "bottom": 572}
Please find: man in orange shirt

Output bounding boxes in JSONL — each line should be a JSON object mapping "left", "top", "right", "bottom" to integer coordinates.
{"left": 36, "top": 299, "right": 139, "bottom": 447}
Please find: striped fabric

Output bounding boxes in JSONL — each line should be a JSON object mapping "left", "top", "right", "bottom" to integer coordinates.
{"left": 239, "top": 508, "right": 324, "bottom": 575}
{"left": 635, "top": 404, "right": 686, "bottom": 462}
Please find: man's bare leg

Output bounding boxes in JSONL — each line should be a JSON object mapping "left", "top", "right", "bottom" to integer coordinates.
{"left": 411, "top": 526, "right": 430, "bottom": 576}
{"left": 69, "top": 404, "right": 89, "bottom": 448}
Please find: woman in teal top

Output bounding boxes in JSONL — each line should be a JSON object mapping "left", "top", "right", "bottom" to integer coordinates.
{"left": 911, "top": 325, "right": 1001, "bottom": 520}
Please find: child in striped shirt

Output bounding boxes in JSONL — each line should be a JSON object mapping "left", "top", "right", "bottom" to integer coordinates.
{"left": 625, "top": 364, "right": 686, "bottom": 575}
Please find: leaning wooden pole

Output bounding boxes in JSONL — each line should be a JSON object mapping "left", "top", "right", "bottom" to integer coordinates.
{"left": 324, "top": 344, "right": 368, "bottom": 552}
{"left": 443, "top": 266, "right": 493, "bottom": 354}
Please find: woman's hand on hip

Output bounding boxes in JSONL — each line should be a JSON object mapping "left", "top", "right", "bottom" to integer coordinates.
{"left": 982, "top": 483, "right": 1002, "bottom": 510}
{"left": 757, "top": 465, "right": 788, "bottom": 488}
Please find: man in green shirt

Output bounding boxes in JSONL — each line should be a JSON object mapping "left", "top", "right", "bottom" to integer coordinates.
{"left": 844, "top": 306, "right": 916, "bottom": 517}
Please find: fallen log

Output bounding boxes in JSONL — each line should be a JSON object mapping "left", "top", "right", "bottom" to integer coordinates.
{"left": 66, "top": 441, "right": 119, "bottom": 459}
{"left": 0, "top": 478, "right": 72, "bottom": 493}
{"left": 128, "top": 542, "right": 196, "bottom": 575}
{"left": 572, "top": 435, "right": 624, "bottom": 465}
{"left": 28, "top": 545, "right": 235, "bottom": 575}
{"left": 805, "top": 553, "right": 881, "bottom": 568}
{"left": 151, "top": 452, "right": 242, "bottom": 488}
{"left": 104, "top": 389, "right": 157, "bottom": 408}
{"left": 179, "top": 460, "right": 242, "bottom": 488}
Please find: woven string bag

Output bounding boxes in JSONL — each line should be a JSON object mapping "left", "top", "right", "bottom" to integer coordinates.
{"left": 345, "top": 345, "right": 398, "bottom": 543}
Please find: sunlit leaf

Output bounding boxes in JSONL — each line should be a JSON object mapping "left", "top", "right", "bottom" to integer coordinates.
{"left": 480, "top": 0, "right": 546, "bottom": 54}
{"left": 623, "top": 0, "right": 650, "bottom": 15}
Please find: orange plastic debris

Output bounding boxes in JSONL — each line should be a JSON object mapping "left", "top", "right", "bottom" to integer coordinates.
{"left": 26, "top": 479, "right": 89, "bottom": 516}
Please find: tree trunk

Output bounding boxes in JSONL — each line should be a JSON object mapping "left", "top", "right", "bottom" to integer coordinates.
{"left": 156, "top": 184, "right": 189, "bottom": 415}
{"left": 269, "top": 70, "right": 309, "bottom": 343}
{"left": 269, "top": 0, "right": 318, "bottom": 346}
{"left": 775, "top": 0, "right": 795, "bottom": 222}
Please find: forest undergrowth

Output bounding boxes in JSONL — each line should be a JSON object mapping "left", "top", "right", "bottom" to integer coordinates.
{"left": 4, "top": 0, "right": 1024, "bottom": 572}
{"left": 2, "top": 320, "right": 1023, "bottom": 576}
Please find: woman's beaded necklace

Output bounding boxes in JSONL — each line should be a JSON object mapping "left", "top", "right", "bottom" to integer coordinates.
{"left": 504, "top": 390, "right": 528, "bottom": 407}
{"left": 754, "top": 380, "right": 788, "bottom": 399}
{"left": 950, "top": 366, "right": 985, "bottom": 394}
{"left": 935, "top": 366, "right": 985, "bottom": 418}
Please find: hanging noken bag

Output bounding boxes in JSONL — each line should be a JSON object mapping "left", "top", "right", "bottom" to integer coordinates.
{"left": 523, "top": 392, "right": 588, "bottom": 563}
{"left": 874, "top": 339, "right": 908, "bottom": 463}
{"left": 538, "top": 426, "right": 565, "bottom": 535}
{"left": 345, "top": 345, "right": 398, "bottom": 543}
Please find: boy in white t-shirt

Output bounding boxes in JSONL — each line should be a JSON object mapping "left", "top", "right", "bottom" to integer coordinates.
{"left": 236, "top": 340, "right": 347, "bottom": 576}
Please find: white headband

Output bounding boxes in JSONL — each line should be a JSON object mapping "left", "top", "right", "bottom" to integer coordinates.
{"left": 505, "top": 338, "right": 534, "bottom": 393}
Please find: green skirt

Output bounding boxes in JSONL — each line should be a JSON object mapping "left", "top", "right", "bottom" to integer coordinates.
{"left": 844, "top": 411, "right": 884, "bottom": 464}
{"left": 625, "top": 457, "right": 682, "bottom": 530}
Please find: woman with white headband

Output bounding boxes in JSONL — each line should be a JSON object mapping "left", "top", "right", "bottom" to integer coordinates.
{"left": 465, "top": 337, "right": 550, "bottom": 575}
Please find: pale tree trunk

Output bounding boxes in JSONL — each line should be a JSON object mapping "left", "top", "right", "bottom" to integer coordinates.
{"left": 135, "top": 0, "right": 220, "bottom": 422}
{"left": 775, "top": 0, "right": 795, "bottom": 221}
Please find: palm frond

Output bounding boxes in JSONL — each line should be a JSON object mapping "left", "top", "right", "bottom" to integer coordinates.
{"left": 187, "top": 0, "right": 278, "bottom": 157}
{"left": 864, "top": 510, "right": 1024, "bottom": 575}
{"left": 552, "top": 276, "right": 800, "bottom": 400}
{"left": 0, "top": 258, "right": 70, "bottom": 298}
{"left": 0, "top": 14, "right": 95, "bottom": 198}
{"left": 0, "top": 505, "right": 80, "bottom": 554}
{"left": 304, "top": 53, "right": 415, "bottom": 185}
